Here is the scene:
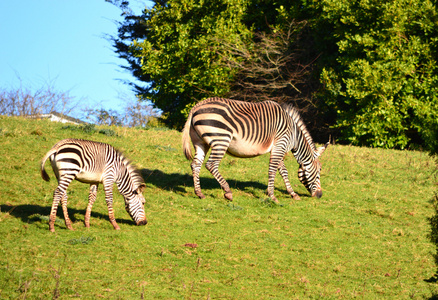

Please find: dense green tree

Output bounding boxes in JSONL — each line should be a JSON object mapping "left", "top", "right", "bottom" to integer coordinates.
{"left": 111, "top": 0, "right": 438, "bottom": 151}
{"left": 113, "top": 0, "right": 252, "bottom": 128}
{"left": 112, "top": 0, "right": 309, "bottom": 129}
{"left": 308, "top": 0, "right": 438, "bottom": 149}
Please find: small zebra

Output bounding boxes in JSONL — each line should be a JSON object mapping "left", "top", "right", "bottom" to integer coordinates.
{"left": 182, "top": 98, "right": 329, "bottom": 203}
{"left": 41, "top": 138, "right": 147, "bottom": 232}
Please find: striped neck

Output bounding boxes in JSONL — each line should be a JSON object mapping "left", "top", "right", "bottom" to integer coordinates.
{"left": 292, "top": 125, "right": 316, "bottom": 165}
{"left": 116, "top": 161, "right": 143, "bottom": 196}
{"left": 282, "top": 105, "right": 317, "bottom": 164}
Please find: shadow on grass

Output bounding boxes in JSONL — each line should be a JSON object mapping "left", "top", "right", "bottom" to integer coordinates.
{"left": 0, "top": 204, "right": 136, "bottom": 229}
{"left": 1, "top": 170, "right": 304, "bottom": 228}
{"left": 140, "top": 168, "right": 302, "bottom": 199}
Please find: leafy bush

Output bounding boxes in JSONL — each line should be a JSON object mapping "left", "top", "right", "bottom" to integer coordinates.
{"left": 315, "top": 0, "right": 438, "bottom": 149}
{"left": 98, "top": 128, "right": 117, "bottom": 136}
{"left": 61, "top": 124, "right": 117, "bottom": 136}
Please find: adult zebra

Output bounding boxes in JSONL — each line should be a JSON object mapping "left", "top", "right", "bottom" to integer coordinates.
{"left": 40, "top": 138, "right": 147, "bottom": 232}
{"left": 182, "top": 98, "right": 329, "bottom": 203}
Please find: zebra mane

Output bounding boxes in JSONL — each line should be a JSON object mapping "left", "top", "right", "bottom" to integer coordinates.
{"left": 118, "top": 151, "right": 145, "bottom": 188}
{"left": 280, "top": 103, "right": 316, "bottom": 151}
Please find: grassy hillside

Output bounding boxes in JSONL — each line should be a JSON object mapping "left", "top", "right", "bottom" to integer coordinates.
{"left": 0, "top": 115, "right": 437, "bottom": 299}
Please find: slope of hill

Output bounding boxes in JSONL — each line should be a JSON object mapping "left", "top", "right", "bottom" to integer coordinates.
{"left": 0, "top": 115, "right": 437, "bottom": 298}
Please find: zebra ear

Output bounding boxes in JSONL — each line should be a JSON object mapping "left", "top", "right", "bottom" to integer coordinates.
{"left": 316, "top": 138, "right": 330, "bottom": 157}
{"left": 137, "top": 183, "right": 146, "bottom": 193}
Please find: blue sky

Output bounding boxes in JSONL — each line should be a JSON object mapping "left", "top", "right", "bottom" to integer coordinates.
{"left": 0, "top": 1, "right": 150, "bottom": 118}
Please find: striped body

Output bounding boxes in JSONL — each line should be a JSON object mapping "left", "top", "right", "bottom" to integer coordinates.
{"left": 41, "top": 139, "right": 147, "bottom": 232}
{"left": 182, "top": 98, "right": 329, "bottom": 202}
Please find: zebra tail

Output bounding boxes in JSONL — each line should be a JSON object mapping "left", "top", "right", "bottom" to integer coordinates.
{"left": 182, "top": 111, "right": 194, "bottom": 161}
{"left": 40, "top": 148, "right": 57, "bottom": 181}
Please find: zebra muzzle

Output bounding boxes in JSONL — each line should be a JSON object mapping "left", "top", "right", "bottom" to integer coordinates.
{"left": 136, "top": 219, "right": 148, "bottom": 226}
{"left": 312, "top": 189, "right": 323, "bottom": 198}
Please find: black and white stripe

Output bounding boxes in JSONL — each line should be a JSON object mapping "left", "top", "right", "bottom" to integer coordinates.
{"left": 41, "top": 139, "right": 147, "bottom": 232}
{"left": 182, "top": 97, "right": 329, "bottom": 203}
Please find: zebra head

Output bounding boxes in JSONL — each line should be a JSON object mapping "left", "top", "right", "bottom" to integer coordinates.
{"left": 123, "top": 183, "right": 147, "bottom": 226}
{"left": 298, "top": 141, "right": 329, "bottom": 198}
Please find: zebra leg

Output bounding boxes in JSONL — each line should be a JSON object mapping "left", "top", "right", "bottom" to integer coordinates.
{"left": 49, "top": 175, "right": 74, "bottom": 232}
{"left": 60, "top": 193, "right": 74, "bottom": 230}
{"left": 191, "top": 144, "right": 209, "bottom": 199}
{"left": 278, "top": 160, "right": 301, "bottom": 200}
{"left": 267, "top": 152, "right": 285, "bottom": 204}
{"left": 85, "top": 184, "right": 98, "bottom": 228}
{"left": 103, "top": 182, "right": 120, "bottom": 230}
{"left": 205, "top": 147, "right": 232, "bottom": 201}
{"left": 49, "top": 188, "right": 62, "bottom": 232}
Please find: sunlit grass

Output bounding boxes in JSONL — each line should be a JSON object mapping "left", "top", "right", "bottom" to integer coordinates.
{"left": 0, "top": 115, "right": 437, "bottom": 299}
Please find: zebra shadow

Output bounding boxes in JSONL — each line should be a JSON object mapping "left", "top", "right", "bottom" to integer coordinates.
{"left": 140, "top": 168, "right": 297, "bottom": 199}
{"left": 0, "top": 204, "right": 137, "bottom": 229}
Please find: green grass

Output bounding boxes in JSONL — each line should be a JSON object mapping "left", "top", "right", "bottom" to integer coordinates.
{"left": 0, "top": 115, "right": 437, "bottom": 299}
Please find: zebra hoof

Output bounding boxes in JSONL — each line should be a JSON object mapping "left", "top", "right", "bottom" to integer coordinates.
{"left": 196, "top": 192, "right": 206, "bottom": 199}
{"left": 292, "top": 194, "right": 301, "bottom": 201}
{"left": 66, "top": 223, "right": 74, "bottom": 230}
{"left": 224, "top": 192, "right": 233, "bottom": 201}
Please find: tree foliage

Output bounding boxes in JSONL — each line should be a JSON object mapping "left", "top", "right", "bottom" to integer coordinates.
{"left": 112, "top": 0, "right": 438, "bottom": 151}
{"left": 312, "top": 0, "right": 438, "bottom": 150}
{"left": 113, "top": 0, "right": 251, "bottom": 128}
